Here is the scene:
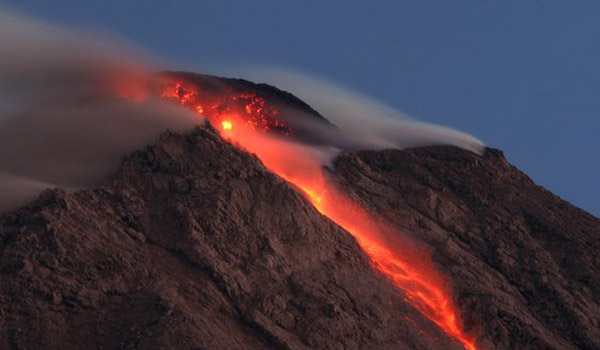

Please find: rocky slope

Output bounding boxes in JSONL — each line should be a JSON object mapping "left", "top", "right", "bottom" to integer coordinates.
{"left": 0, "top": 125, "right": 465, "bottom": 350}
{"left": 0, "top": 73, "right": 598, "bottom": 350}
{"left": 332, "top": 147, "right": 600, "bottom": 350}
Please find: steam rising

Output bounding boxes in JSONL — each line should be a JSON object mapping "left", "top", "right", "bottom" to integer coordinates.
{"left": 0, "top": 10, "right": 197, "bottom": 212}
{"left": 0, "top": 10, "right": 484, "bottom": 213}
{"left": 233, "top": 68, "right": 484, "bottom": 153}
{"left": 0, "top": 12, "right": 483, "bottom": 345}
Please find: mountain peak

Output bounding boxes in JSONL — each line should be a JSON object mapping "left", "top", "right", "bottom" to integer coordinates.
{"left": 1, "top": 74, "right": 598, "bottom": 350}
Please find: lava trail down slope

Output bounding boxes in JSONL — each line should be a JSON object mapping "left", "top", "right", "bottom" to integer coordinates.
{"left": 158, "top": 72, "right": 477, "bottom": 350}
{"left": 0, "top": 126, "right": 466, "bottom": 350}
{"left": 0, "top": 73, "right": 598, "bottom": 350}
{"left": 331, "top": 147, "right": 600, "bottom": 350}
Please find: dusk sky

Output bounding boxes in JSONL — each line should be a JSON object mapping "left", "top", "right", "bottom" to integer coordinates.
{"left": 3, "top": 1, "right": 599, "bottom": 216}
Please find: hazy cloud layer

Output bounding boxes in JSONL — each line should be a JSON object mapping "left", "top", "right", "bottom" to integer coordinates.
{"left": 0, "top": 9, "right": 198, "bottom": 212}
{"left": 230, "top": 67, "right": 485, "bottom": 153}
{"left": 0, "top": 10, "right": 484, "bottom": 213}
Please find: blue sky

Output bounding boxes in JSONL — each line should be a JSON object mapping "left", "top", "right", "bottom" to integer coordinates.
{"left": 3, "top": 1, "right": 599, "bottom": 216}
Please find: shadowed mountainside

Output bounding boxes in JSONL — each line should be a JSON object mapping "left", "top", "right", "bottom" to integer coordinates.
{"left": 331, "top": 147, "right": 600, "bottom": 350}
{"left": 0, "top": 125, "right": 465, "bottom": 350}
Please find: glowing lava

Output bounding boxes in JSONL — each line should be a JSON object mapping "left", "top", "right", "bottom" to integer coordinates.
{"left": 221, "top": 120, "right": 233, "bottom": 131}
{"left": 159, "top": 79, "right": 293, "bottom": 136}
{"left": 157, "top": 78, "right": 478, "bottom": 350}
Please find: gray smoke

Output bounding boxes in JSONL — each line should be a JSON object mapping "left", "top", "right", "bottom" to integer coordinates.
{"left": 0, "top": 10, "right": 198, "bottom": 212}
{"left": 0, "top": 10, "right": 485, "bottom": 213}
{"left": 228, "top": 67, "right": 485, "bottom": 153}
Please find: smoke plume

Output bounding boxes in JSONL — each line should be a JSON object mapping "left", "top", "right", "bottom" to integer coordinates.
{"left": 0, "top": 10, "right": 484, "bottom": 213}
{"left": 228, "top": 67, "right": 484, "bottom": 153}
{"left": 0, "top": 10, "right": 198, "bottom": 212}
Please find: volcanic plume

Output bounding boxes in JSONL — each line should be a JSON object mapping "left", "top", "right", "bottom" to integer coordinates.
{"left": 0, "top": 10, "right": 198, "bottom": 212}
{"left": 0, "top": 10, "right": 480, "bottom": 346}
{"left": 227, "top": 67, "right": 484, "bottom": 154}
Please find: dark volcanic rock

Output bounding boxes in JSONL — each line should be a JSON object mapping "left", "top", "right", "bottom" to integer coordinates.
{"left": 0, "top": 125, "right": 465, "bottom": 350}
{"left": 331, "top": 147, "right": 600, "bottom": 350}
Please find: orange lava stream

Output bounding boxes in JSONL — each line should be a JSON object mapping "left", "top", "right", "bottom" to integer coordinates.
{"left": 284, "top": 182, "right": 476, "bottom": 350}
{"left": 221, "top": 122, "right": 476, "bottom": 350}
{"left": 157, "top": 80, "right": 477, "bottom": 350}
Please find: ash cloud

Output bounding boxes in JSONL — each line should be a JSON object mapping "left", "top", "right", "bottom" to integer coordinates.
{"left": 0, "top": 10, "right": 485, "bottom": 213}
{"left": 231, "top": 68, "right": 485, "bottom": 154}
{"left": 0, "top": 10, "right": 198, "bottom": 212}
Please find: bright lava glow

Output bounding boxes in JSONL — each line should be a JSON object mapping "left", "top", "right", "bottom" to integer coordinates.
{"left": 157, "top": 78, "right": 478, "bottom": 350}
{"left": 221, "top": 120, "right": 233, "bottom": 130}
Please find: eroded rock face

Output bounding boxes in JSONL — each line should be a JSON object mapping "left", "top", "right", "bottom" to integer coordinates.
{"left": 0, "top": 125, "right": 465, "bottom": 350}
{"left": 331, "top": 147, "right": 600, "bottom": 350}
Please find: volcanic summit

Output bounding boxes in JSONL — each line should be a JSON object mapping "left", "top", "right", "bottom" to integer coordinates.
{"left": 0, "top": 73, "right": 599, "bottom": 350}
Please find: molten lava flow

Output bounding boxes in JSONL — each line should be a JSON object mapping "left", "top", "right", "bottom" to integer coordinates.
{"left": 159, "top": 79, "right": 293, "bottom": 136}
{"left": 156, "top": 78, "right": 477, "bottom": 350}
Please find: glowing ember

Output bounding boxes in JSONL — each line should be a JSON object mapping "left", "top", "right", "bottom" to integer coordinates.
{"left": 154, "top": 77, "right": 478, "bottom": 350}
{"left": 159, "top": 79, "right": 293, "bottom": 136}
{"left": 221, "top": 120, "right": 233, "bottom": 131}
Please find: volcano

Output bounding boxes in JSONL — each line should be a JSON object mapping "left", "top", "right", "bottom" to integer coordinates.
{"left": 0, "top": 73, "right": 599, "bottom": 350}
